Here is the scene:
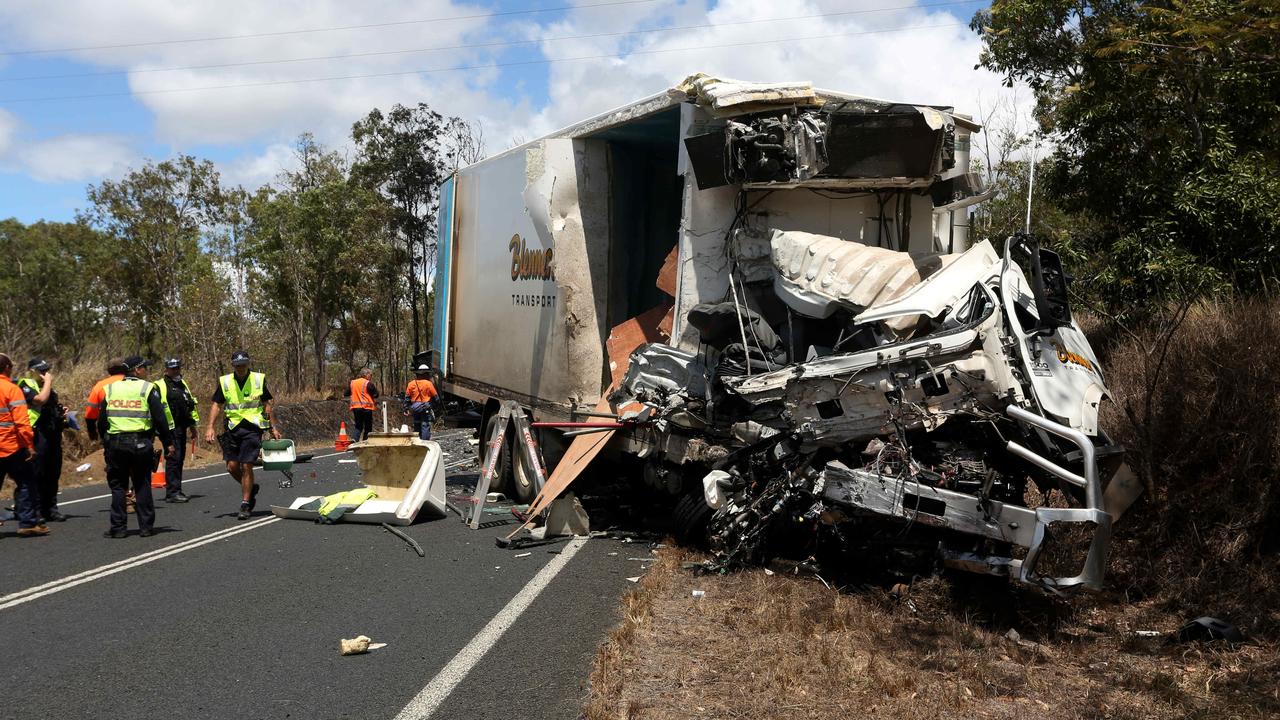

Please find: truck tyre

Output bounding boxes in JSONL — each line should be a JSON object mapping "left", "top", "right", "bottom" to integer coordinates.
{"left": 479, "top": 413, "right": 512, "bottom": 497}
{"left": 672, "top": 492, "right": 714, "bottom": 547}
{"left": 509, "top": 448, "right": 539, "bottom": 504}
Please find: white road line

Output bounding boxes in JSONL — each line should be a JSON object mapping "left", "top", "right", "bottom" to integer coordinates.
{"left": 59, "top": 469, "right": 230, "bottom": 506}
{"left": 0, "top": 517, "right": 281, "bottom": 611}
{"left": 393, "top": 536, "right": 588, "bottom": 720}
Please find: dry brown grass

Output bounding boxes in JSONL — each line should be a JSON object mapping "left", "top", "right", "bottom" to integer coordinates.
{"left": 586, "top": 548, "right": 1280, "bottom": 720}
{"left": 1092, "top": 298, "right": 1280, "bottom": 639}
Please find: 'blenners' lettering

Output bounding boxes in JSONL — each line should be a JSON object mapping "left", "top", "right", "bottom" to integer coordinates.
{"left": 509, "top": 234, "right": 554, "bottom": 281}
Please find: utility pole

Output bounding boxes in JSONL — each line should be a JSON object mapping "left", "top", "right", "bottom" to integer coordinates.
{"left": 1025, "top": 137, "right": 1040, "bottom": 234}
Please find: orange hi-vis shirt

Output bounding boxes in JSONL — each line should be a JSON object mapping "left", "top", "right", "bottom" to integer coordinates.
{"left": 84, "top": 374, "right": 125, "bottom": 420}
{"left": 350, "top": 377, "right": 375, "bottom": 410}
{"left": 0, "top": 373, "right": 35, "bottom": 456}
{"left": 406, "top": 379, "right": 438, "bottom": 404}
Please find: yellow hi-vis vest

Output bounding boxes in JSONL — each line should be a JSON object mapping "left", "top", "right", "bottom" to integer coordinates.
{"left": 16, "top": 377, "right": 40, "bottom": 425}
{"left": 156, "top": 377, "right": 200, "bottom": 430}
{"left": 103, "top": 378, "right": 155, "bottom": 434}
{"left": 219, "top": 372, "right": 268, "bottom": 429}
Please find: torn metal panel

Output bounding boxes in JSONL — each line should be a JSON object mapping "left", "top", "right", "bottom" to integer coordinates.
{"left": 671, "top": 73, "right": 818, "bottom": 115}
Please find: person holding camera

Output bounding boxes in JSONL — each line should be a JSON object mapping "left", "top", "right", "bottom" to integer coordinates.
{"left": 18, "top": 357, "right": 67, "bottom": 523}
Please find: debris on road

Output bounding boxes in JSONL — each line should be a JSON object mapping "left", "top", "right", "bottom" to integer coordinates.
{"left": 381, "top": 522, "right": 425, "bottom": 557}
{"left": 339, "top": 635, "right": 386, "bottom": 656}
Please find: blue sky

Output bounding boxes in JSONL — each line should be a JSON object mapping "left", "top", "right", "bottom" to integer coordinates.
{"left": 0, "top": 0, "right": 997, "bottom": 224}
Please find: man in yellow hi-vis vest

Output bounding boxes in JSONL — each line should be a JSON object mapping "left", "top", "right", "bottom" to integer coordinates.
{"left": 99, "top": 356, "right": 174, "bottom": 538}
{"left": 205, "top": 350, "right": 281, "bottom": 521}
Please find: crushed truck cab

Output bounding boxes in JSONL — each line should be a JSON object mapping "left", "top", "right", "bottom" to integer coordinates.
{"left": 432, "top": 73, "right": 1136, "bottom": 590}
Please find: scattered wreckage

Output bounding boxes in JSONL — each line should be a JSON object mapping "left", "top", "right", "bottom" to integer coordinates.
{"left": 430, "top": 73, "right": 1139, "bottom": 592}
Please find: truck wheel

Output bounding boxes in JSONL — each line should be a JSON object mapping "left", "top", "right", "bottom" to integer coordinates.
{"left": 672, "top": 492, "right": 713, "bottom": 547}
{"left": 478, "top": 413, "right": 512, "bottom": 497}
{"left": 509, "top": 450, "right": 539, "bottom": 504}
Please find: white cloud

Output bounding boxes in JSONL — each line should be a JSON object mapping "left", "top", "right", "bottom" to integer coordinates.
{"left": 13, "top": 133, "right": 136, "bottom": 183}
{"left": 522, "top": 0, "right": 1020, "bottom": 141}
{"left": 0, "top": 0, "right": 1030, "bottom": 192}
{"left": 0, "top": 109, "right": 17, "bottom": 156}
{"left": 0, "top": 0, "right": 532, "bottom": 152}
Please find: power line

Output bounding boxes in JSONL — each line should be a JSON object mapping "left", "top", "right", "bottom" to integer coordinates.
{"left": 0, "top": 23, "right": 968, "bottom": 105}
{"left": 0, "top": 1, "right": 980, "bottom": 84}
{"left": 0, "top": 0, "right": 663, "bottom": 57}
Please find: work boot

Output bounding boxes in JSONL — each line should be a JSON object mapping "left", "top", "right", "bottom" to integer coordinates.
{"left": 103, "top": 529, "right": 127, "bottom": 539}
{"left": 248, "top": 483, "right": 260, "bottom": 512}
{"left": 43, "top": 510, "right": 68, "bottom": 522}
{"left": 165, "top": 493, "right": 190, "bottom": 504}
{"left": 18, "top": 525, "right": 51, "bottom": 537}
{"left": 139, "top": 528, "right": 156, "bottom": 538}
{"left": 237, "top": 503, "right": 251, "bottom": 521}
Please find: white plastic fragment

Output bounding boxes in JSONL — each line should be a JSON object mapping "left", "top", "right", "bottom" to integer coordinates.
{"left": 691, "top": 590, "right": 706, "bottom": 598}
{"left": 76, "top": 463, "right": 91, "bottom": 473}
{"left": 514, "top": 552, "right": 532, "bottom": 558}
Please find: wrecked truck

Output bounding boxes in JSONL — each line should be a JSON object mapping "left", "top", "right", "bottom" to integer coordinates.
{"left": 430, "top": 74, "right": 1135, "bottom": 591}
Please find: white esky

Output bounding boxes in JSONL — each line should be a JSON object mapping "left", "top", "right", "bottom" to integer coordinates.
{"left": 0, "top": 0, "right": 1020, "bottom": 222}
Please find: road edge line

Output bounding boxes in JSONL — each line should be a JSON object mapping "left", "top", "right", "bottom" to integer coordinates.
{"left": 393, "top": 536, "right": 589, "bottom": 720}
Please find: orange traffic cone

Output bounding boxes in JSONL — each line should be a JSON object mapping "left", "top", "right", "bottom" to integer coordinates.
{"left": 335, "top": 421, "right": 351, "bottom": 451}
{"left": 151, "top": 460, "right": 166, "bottom": 488}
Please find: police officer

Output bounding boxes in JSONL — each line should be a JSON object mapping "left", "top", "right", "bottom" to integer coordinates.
{"left": 156, "top": 357, "right": 199, "bottom": 503}
{"left": 204, "top": 350, "right": 281, "bottom": 521}
{"left": 17, "top": 358, "right": 67, "bottom": 522}
{"left": 99, "top": 356, "right": 173, "bottom": 538}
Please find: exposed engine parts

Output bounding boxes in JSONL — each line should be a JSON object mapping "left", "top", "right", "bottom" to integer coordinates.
{"left": 612, "top": 232, "right": 1136, "bottom": 592}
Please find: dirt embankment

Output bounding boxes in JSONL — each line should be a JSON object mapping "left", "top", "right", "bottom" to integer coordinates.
{"left": 587, "top": 547, "right": 1279, "bottom": 719}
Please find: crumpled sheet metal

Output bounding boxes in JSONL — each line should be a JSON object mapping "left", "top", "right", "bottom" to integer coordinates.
{"left": 670, "top": 73, "right": 818, "bottom": 114}
{"left": 770, "top": 229, "right": 952, "bottom": 332}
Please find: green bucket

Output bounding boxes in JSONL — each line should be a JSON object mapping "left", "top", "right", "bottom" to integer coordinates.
{"left": 261, "top": 439, "right": 297, "bottom": 472}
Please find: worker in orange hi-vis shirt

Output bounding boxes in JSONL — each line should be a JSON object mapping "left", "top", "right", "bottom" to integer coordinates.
{"left": 346, "top": 368, "right": 379, "bottom": 442}
{"left": 405, "top": 363, "right": 439, "bottom": 440}
{"left": 0, "top": 352, "right": 47, "bottom": 537}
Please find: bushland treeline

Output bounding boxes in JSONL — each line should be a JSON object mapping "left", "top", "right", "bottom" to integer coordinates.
{"left": 1, "top": 104, "right": 482, "bottom": 396}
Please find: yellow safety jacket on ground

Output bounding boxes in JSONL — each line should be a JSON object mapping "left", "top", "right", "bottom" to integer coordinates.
{"left": 219, "top": 372, "right": 268, "bottom": 429}
{"left": 157, "top": 377, "right": 200, "bottom": 430}
{"left": 16, "top": 377, "right": 40, "bottom": 425}
{"left": 103, "top": 378, "right": 155, "bottom": 434}
{"left": 304, "top": 488, "right": 377, "bottom": 523}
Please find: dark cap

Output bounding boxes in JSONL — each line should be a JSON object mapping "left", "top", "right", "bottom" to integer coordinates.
{"left": 27, "top": 358, "right": 51, "bottom": 373}
{"left": 122, "top": 355, "right": 153, "bottom": 370}
{"left": 230, "top": 350, "right": 251, "bottom": 366}
{"left": 165, "top": 357, "right": 182, "bottom": 369}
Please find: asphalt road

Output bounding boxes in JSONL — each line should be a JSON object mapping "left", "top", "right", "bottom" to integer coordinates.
{"left": 0, "top": 430, "right": 637, "bottom": 720}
